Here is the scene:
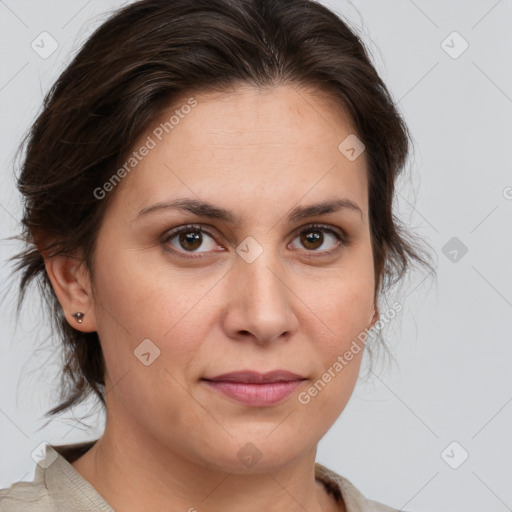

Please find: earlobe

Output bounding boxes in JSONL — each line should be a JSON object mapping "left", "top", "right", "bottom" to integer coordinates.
{"left": 43, "top": 254, "right": 97, "bottom": 332}
{"left": 71, "top": 312, "right": 85, "bottom": 324}
{"left": 369, "top": 308, "right": 379, "bottom": 328}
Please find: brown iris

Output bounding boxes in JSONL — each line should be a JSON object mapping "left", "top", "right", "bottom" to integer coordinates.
{"left": 300, "top": 229, "right": 323, "bottom": 250}
{"left": 179, "top": 230, "right": 203, "bottom": 251}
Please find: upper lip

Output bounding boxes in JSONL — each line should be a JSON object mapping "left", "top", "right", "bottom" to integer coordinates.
{"left": 203, "top": 370, "right": 306, "bottom": 384}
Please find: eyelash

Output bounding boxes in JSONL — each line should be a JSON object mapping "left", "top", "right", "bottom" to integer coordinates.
{"left": 161, "top": 223, "right": 348, "bottom": 260}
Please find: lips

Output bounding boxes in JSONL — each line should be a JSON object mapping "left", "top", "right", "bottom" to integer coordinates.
{"left": 201, "top": 370, "right": 307, "bottom": 406}
{"left": 202, "top": 370, "right": 306, "bottom": 384}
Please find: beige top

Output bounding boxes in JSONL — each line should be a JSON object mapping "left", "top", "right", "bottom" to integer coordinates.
{"left": 0, "top": 441, "right": 403, "bottom": 511}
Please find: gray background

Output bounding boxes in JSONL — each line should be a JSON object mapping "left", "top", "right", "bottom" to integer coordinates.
{"left": 1, "top": 1, "right": 511, "bottom": 510}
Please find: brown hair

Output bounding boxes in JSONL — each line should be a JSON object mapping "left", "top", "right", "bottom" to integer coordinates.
{"left": 10, "top": 0, "right": 435, "bottom": 419}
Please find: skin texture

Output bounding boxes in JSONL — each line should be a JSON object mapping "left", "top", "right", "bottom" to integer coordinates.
{"left": 45, "top": 83, "right": 379, "bottom": 512}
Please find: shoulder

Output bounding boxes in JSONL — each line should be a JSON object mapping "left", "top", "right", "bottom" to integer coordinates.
{"left": 0, "top": 477, "right": 51, "bottom": 511}
{"left": 0, "top": 440, "right": 97, "bottom": 512}
{"left": 1, "top": 441, "right": 112, "bottom": 512}
{"left": 315, "top": 462, "right": 411, "bottom": 512}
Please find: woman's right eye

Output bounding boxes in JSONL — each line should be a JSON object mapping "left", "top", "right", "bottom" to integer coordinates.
{"left": 162, "top": 225, "right": 224, "bottom": 258}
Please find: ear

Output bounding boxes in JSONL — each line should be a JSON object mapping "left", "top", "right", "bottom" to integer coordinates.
{"left": 44, "top": 253, "right": 97, "bottom": 332}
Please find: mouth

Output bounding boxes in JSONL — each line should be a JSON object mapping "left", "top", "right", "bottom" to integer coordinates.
{"left": 201, "top": 370, "right": 307, "bottom": 406}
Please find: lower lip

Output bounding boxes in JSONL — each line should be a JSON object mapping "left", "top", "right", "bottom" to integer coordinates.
{"left": 203, "top": 380, "right": 304, "bottom": 406}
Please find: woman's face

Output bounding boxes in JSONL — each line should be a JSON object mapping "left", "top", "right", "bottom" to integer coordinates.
{"left": 87, "top": 84, "right": 376, "bottom": 471}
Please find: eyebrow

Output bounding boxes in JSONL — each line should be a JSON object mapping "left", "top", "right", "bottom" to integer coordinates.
{"left": 136, "top": 197, "right": 363, "bottom": 223}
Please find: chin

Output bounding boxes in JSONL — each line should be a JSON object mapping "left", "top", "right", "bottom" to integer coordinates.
{"left": 193, "top": 429, "right": 315, "bottom": 474}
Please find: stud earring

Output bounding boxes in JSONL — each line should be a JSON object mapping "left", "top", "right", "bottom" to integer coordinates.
{"left": 72, "top": 312, "right": 84, "bottom": 324}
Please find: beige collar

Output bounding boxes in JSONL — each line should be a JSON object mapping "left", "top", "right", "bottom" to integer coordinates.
{"left": 37, "top": 441, "right": 380, "bottom": 512}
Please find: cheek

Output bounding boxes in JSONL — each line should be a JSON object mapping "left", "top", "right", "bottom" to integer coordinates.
{"left": 294, "top": 271, "right": 373, "bottom": 405}
{"left": 92, "top": 240, "right": 214, "bottom": 341}
{"left": 297, "top": 288, "right": 368, "bottom": 427}
{"left": 90, "top": 243, "right": 219, "bottom": 398}
{"left": 301, "top": 269, "right": 374, "bottom": 343}
{"left": 90, "top": 258, "right": 208, "bottom": 435}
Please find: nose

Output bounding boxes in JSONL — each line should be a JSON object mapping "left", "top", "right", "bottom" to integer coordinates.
{"left": 221, "top": 249, "right": 299, "bottom": 345}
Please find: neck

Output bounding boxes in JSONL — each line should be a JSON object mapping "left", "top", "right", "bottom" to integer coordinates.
{"left": 71, "top": 409, "right": 340, "bottom": 511}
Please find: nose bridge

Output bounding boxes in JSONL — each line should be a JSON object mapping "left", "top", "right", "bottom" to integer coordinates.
{"left": 226, "top": 242, "right": 297, "bottom": 341}
{"left": 241, "top": 251, "right": 283, "bottom": 301}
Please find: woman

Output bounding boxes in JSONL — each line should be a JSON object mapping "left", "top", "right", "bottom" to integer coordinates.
{"left": 0, "top": 0, "right": 433, "bottom": 510}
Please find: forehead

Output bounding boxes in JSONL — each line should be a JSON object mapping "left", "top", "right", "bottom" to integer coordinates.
{"left": 109, "top": 84, "right": 369, "bottom": 221}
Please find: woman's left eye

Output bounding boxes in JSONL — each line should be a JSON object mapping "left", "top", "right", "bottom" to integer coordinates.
{"left": 289, "top": 224, "right": 345, "bottom": 254}
{"left": 162, "top": 223, "right": 346, "bottom": 258}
